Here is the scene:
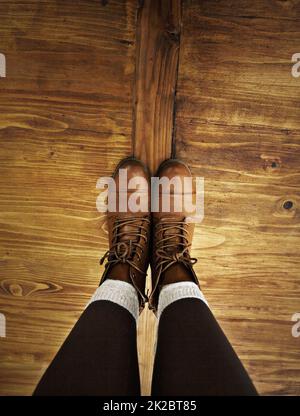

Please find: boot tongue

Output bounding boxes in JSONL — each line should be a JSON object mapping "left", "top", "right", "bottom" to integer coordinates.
{"left": 118, "top": 223, "right": 140, "bottom": 242}
{"left": 115, "top": 218, "right": 143, "bottom": 258}
{"left": 159, "top": 217, "right": 194, "bottom": 286}
{"left": 162, "top": 216, "right": 186, "bottom": 255}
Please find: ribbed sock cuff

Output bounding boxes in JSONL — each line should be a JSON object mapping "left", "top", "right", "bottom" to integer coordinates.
{"left": 87, "top": 279, "right": 139, "bottom": 322}
{"left": 157, "top": 281, "right": 209, "bottom": 320}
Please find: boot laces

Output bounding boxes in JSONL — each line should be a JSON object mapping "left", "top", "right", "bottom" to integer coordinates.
{"left": 155, "top": 217, "right": 197, "bottom": 275}
{"left": 100, "top": 216, "right": 150, "bottom": 275}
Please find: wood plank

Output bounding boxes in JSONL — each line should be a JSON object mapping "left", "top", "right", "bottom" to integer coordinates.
{"left": 133, "top": 0, "right": 183, "bottom": 394}
{"left": 175, "top": 0, "right": 300, "bottom": 395}
{"left": 1, "top": 0, "right": 299, "bottom": 397}
{"left": 0, "top": 0, "right": 135, "bottom": 395}
{"left": 133, "top": 0, "right": 181, "bottom": 173}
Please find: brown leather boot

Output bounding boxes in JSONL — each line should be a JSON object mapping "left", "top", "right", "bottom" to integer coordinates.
{"left": 149, "top": 158, "right": 200, "bottom": 313}
{"left": 99, "top": 157, "right": 151, "bottom": 312}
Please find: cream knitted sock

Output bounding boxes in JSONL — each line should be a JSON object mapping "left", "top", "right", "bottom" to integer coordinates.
{"left": 157, "top": 281, "right": 209, "bottom": 320}
{"left": 87, "top": 279, "right": 139, "bottom": 322}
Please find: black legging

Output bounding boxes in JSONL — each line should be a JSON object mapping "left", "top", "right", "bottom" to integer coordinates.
{"left": 34, "top": 298, "right": 257, "bottom": 396}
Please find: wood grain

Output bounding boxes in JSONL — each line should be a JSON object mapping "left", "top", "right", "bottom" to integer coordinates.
{"left": 133, "top": 0, "right": 183, "bottom": 394}
{"left": 0, "top": 0, "right": 300, "bottom": 397}
{"left": 175, "top": 0, "right": 300, "bottom": 395}
{"left": 133, "top": 0, "right": 181, "bottom": 173}
{"left": 0, "top": 0, "right": 135, "bottom": 395}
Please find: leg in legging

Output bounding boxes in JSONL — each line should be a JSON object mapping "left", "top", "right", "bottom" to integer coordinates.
{"left": 151, "top": 283, "right": 257, "bottom": 396}
{"left": 34, "top": 280, "right": 140, "bottom": 396}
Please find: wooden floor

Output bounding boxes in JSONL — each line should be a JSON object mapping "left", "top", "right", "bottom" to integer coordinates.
{"left": 0, "top": 0, "right": 300, "bottom": 395}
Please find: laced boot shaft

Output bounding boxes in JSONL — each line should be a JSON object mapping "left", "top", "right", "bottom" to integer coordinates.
{"left": 149, "top": 159, "right": 200, "bottom": 313}
{"left": 154, "top": 217, "right": 197, "bottom": 276}
{"left": 99, "top": 158, "right": 151, "bottom": 311}
{"left": 100, "top": 215, "right": 150, "bottom": 304}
